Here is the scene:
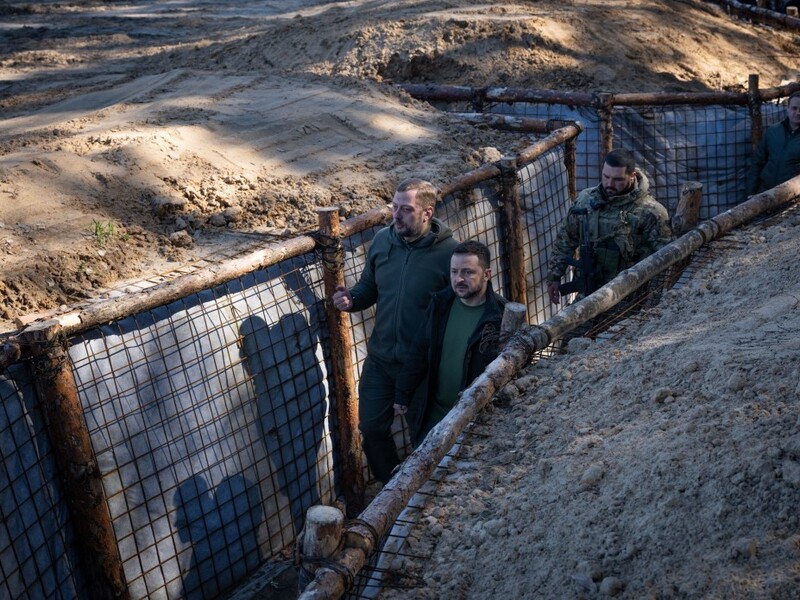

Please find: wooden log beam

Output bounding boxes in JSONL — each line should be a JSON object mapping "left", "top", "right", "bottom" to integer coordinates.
{"left": 517, "top": 124, "right": 584, "bottom": 166}
{"left": 499, "top": 158, "right": 529, "bottom": 308}
{"left": 400, "top": 81, "right": 800, "bottom": 108}
{"left": 712, "top": 0, "right": 800, "bottom": 29}
{"left": 749, "top": 74, "right": 764, "bottom": 150}
{"left": 302, "top": 505, "right": 345, "bottom": 564}
{"left": 396, "top": 83, "right": 483, "bottom": 103}
{"left": 758, "top": 83, "right": 800, "bottom": 102}
{"left": 565, "top": 137, "right": 577, "bottom": 200}
{"left": 500, "top": 302, "right": 527, "bottom": 335}
{"left": 609, "top": 90, "right": 747, "bottom": 106}
{"left": 672, "top": 182, "right": 703, "bottom": 236}
{"left": 597, "top": 93, "right": 614, "bottom": 163}
{"left": 454, "top": 112, "right": 552, "bottom": 133}
{"left": 485, "top": 87, "right": 596, "bottom": 107}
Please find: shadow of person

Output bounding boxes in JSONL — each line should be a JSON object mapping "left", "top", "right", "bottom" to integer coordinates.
{"left": 174, "top": 473, "right": 263, "bottom": 599}
{"left": 239, "top": 312, "right": 326, "bottom": 537}
{"left": 174, "top": 475, "right": 218, "bottom": 599}
{"left": 214, "top": 474, "right": 264, "bottom": 584}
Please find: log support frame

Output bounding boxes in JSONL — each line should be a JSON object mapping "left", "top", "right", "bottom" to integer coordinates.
{"left": 317, "top": 208, "right": 365, "bottom": 516}
{"left": 21, "top": 320, "right": 128, "bottom": 600}
{"left": 498, "top": 158, "right": 529, "bottom": 308}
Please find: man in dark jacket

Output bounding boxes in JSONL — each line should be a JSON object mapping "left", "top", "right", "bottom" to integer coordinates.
{"left": 747, "top": 91, "right": 800, "bottom": 196}
{"left": 393, "top": 240, "right": 505, "bottom": 447}
{"left": 333, "top": 179, "right": 458, "bottom": 483}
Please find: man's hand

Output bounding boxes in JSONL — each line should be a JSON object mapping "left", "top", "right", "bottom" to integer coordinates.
{"left": 332, "top": 285, "right": 354, "bottom": 311}
{"left": 547, "top": 281, "right": 561, "bottom": 305}
{"left": 393, "top": 403, "right": 408, "bottom": 417}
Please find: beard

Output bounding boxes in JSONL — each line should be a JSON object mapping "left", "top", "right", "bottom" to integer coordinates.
{"left": 395, "top": 219, "right": 424, "bottom": 240}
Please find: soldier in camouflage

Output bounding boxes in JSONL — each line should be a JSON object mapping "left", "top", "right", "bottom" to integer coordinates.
{"left": 546, "top": 149, "right": 672, "bottom": 305}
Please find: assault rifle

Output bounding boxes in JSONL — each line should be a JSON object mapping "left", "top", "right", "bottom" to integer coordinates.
{"left": 558, "top": 207, "right": 603, "bottom": 298}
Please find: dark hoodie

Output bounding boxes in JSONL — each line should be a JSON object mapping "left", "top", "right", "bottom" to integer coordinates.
{"left": 349, "top": 217, "right": 458, "bottom": 363}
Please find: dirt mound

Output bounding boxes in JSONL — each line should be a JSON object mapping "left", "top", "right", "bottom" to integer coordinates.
{"left": 0, "top": 0, "right": 798, "bottom": 333}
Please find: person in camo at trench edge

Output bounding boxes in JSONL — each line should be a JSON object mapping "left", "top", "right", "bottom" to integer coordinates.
{"left": 546, "top": 148, "right": 672, "bottom": 305}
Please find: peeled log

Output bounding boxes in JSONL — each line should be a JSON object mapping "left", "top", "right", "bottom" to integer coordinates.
{"left": 303, "top": 505, "right": 345, "bottom": 561}
{"left": 501, "top": 302, "right": 528, "bottom": 335}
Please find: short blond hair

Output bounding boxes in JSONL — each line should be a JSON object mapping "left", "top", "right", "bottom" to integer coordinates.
{"left": 396, "top": 178, "right": 439, "bottom": 211}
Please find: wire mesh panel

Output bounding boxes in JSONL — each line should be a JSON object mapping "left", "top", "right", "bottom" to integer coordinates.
{"left": 517, "top": 145, "right": 572, "bottom": 325}
{"left": 479, "top": 99, "right": 794, "bottom": 221}
{"left": 0, "top": 125, "right": 579, "bottom": 599}
{"left": 0, "top": 363, "right": 87, "bottom": 600}
{"left": 612, "top": 105, "right": 752, "bottom": 218}
{"left": 439, "top": 182, "right": 505, "bottom": 297}
{"left": 486, "top": 101, "right": 604, "bottom": 190}
{"left": 67, "top": 256, "right": 336, "bottom": 600}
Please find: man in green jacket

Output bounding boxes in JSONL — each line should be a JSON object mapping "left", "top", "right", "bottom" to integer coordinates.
{"left": 747, "top": 91, "right": 800, "bottom": 196}
{"left": 546, "top": 148, "right": 671, "bottom": 305}
{"left": 333, "top": 179, "right": 459, "bottom": 484}
{"left": 393, "top": 241, "right": 505, "bottom": 447}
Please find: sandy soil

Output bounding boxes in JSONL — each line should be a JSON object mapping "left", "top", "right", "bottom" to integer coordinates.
{"left": 1, "top": 0, "right": 798, "bottom": 333}
{"left": 379, "top": 207, "right": 800, "bottom": 599}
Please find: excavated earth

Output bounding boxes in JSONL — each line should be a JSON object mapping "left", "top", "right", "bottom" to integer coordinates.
{"left": 0, "top": 0, "right": 798, "bottom": 331}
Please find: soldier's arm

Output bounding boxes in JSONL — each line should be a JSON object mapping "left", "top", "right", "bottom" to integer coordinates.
{"left": 546, "top": 212, "right": 580, "bottom": 282}
{"left": 636, "top": 209, "right": 672, "bottom": 260}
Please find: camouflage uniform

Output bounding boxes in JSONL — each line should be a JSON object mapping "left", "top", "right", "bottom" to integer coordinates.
{"left": 546, "top": 169, "right": 671, "bottom": 289}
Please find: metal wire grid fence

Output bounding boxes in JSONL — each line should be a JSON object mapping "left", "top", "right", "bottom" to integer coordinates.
{"left": 517, "top": 146, "right": 572, "bottom": 325}
{"left": 0, "top": 144, "right": 571, "bottom": 600}
{"left": 0, "top": 363, "right": 88, "bottom": 599}
{"left": 480, "top": 99, "right": 789, "bottom": 219}
{"left": 0, "top": 127, "right": 655, "bottom": 600}
{"left": 66, "top": 257, "right": 337, "bottom": 599}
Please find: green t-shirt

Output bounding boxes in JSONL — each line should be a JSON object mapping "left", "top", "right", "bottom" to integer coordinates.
{"left": 420, "top": 300, "right": 484, "bottom": 436}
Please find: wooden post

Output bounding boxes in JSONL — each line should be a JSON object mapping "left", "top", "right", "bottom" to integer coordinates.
{"left": 501, "top": 302, "right": 528, "bottom": 335}
{"left": 20, "top": 320, "right": 128, "bottom": 600}
{"left": 498, "top": 158, "right": 529, "bottom": 308}
{"left": 302, "top": 505, "right": 345, "bottom": 571}
{"left": 316, "top": 208, "right": 365, "bottom": 515}
{"left": 748, "top": 74, "right": 763, "bottom": 150}
{"left": 672, "top": 182, "right": 703, "bottom": 235}
{"left": 564, "top": 137, "right": 578, "bottom": 200}
{"left": 596, "top": 93, "right": 614, "bottom": 163}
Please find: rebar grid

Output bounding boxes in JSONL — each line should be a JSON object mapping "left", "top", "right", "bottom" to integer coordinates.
{"left": 0, "top": 364, "right": 88, "bottom": 599}
{"left": 457, "top": 99, "right": 790, "bottom": 221}
{"left": 4, "top": 96, "right": 780, "bottom": 600}
{"left": 66, "top": 257, "right": 336, "bottom": 599}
